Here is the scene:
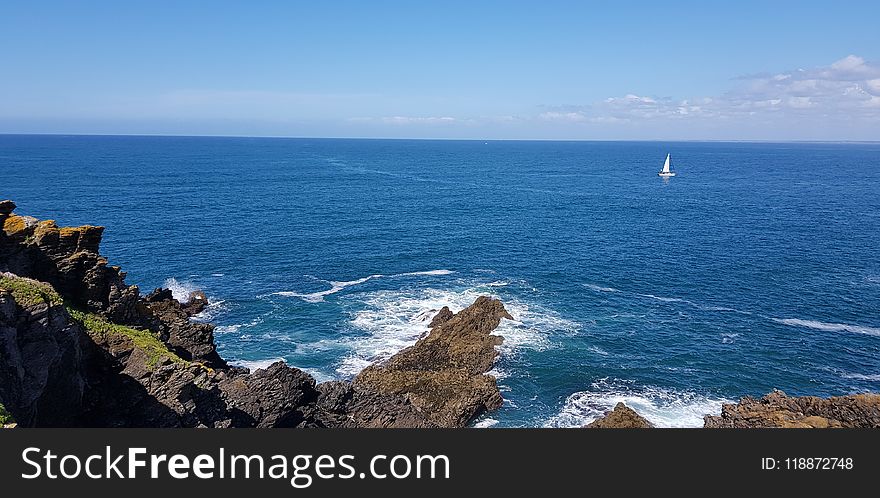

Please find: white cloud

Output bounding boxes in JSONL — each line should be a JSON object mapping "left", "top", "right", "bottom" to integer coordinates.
{"left": 380, "top": 116, "right": 458, "bottom": 125}
{"left": 575, "top": 55, "right": 880, "bottom": 126}
{"left": 539, "top": 111, "right": 588, "bottom": 122}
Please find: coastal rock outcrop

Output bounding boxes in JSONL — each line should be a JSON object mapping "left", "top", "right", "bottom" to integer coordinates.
{"left": 350, "top": 297, "right": 510, "bottom": 427}
{"left": 0, "top": 273, "right": 86, "bottom": 427}
{"left": 0, "top": 200, "right": 512, "bottom": 428}
{"left": 703, "top": 390, "right": 880, "bottom": 428}
{"left": 585, "top": 402, "right": 654, "bottom": 428}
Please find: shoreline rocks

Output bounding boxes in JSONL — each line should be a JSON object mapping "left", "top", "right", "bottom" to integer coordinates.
{"left": 0, "top": 200, "right": 512, "bottom": 427}
{"left": 586, "top": 402, "right": 654, "bottom": 428}
{"left": 704, "top": 390, "right": 880, "bottom": 428}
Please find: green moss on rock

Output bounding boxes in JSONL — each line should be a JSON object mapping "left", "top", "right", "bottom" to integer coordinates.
{"left": 67, "top": 308, "right": 186, "bottom": 369}
{"left": 0, "top": 274, "right": 63, "bottom": 307}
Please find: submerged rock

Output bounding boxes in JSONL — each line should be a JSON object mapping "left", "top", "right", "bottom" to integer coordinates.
{"left": 704, "top": 390, "right": 880, "bottom": 428}
{"left": 585, "top": 402, "right": 654, "bottom": 428}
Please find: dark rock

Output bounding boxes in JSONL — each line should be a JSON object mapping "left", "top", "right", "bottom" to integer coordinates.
{"left": 182, "top": 290, "right": 209, "bottom": 315}
{"left": 351, "top": 296, "right": 511, "bottom": 427}
{"left": 585, "top": 402, "right": 654, "bottom": 428}
{"left": 0, "top": 275, "right": 86, "bottom": 427}
{"left": 429, "top": 306, "right": 454, "bottom": 327}
{"left": 218, "top": 361, "right": 317, "bottom": 428}
{"left": 0, "top": 200, "right": 15, "bottom": 219}
{"left": 704, "top": 390, "right": 880, "bottom": 428}
{"left": 145, "top": 288, "right": 174, "bottom": 303}
{"left": 1, "top": 206, "right": 137, "bottom": 321}
{"left": 142, "top": 295, "right": 225, "bottom": 368}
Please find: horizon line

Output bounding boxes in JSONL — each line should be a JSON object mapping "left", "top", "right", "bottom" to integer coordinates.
{"left": 1, "top": 132, "right": 879, "bottom": 145}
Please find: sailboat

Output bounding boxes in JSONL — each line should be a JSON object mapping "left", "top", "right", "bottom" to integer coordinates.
{"left": 658, "top": 153, "right": 675, "bottom": 177}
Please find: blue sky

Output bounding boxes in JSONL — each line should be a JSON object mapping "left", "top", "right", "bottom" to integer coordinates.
{"left": 2, "top": 1, "right": 879, "bottom": 140}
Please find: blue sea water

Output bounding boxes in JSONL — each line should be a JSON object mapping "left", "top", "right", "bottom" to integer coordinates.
{"left": 2, "top": 135, "right": 880, "bottom": 427}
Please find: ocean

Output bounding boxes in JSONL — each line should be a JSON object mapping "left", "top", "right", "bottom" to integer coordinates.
{"left": 2, "top": 135, "right": 879, "bottom": 427}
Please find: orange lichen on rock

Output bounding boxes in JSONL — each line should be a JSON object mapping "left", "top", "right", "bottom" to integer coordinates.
{"left": 3, "top": 215, "right": 27, "bottom": 235}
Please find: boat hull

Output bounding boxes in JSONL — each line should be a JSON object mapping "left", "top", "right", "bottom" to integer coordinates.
{"left": 658, "top": 172, "right": 676, "bottom": 177}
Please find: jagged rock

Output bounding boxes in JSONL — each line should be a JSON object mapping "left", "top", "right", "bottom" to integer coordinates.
{"left": 182, "top": 290, "right": 209, "bottom": 315}
{"left": 585, "top": 402, "right": 654, "bottom": 428}
{"left": 429, "top": 306, "right": 454, "bottom": 327}
{"left": 0, "top": 274, "right": 86, "bottom": 427}
{"left": 704, "top": 390, "right": 880, "bottom": 428}
{"left": 352, "top": 296, "right": 511, "bottom": 427}
{"left": 218, "top": 361, "right": 317, "bottom": 428}
{"left": 142, "top": 294, "right": 225, "bottom": 368}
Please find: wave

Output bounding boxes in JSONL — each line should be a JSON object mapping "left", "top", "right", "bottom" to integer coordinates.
{"left": 163, "top": 277, "right": 200, "bottom": 303}
{"left": 271, "top": 270, "right": 454, "bottom": 302}
{"left": 543, "top": 379, "right": 728, "bottom": 428}
{"left": 583, "top": 283, "right": 620, "bottom": 293}
{"left": 587, "top": 345, "right": 609, "bottom": 356}
{"left": 637, "top": 293, "right": 684, "bottom": 303}
{"left": 335, "top": 285, "right": 573, "bottom": 377}
{"left": 772, "top": 318, "right": 880, "bottom": 337}
{"left": 230, "top": 357, "right": 286, "bottom": 371}
{"left": 473, "top": 418, "right": 499, "bottom": 428}
{"left": 394, "top": 269, "right": 455, "bottom": 277}
{"left": 230, "top": 358, "right": 335, "bottom": 383}
{"left": 840, "top": 372, "right": 880, "bottom": 382}
{"left": 720, "top": 332, "right": 740, "bottom": 344}
{"left": 214, "top": 315, "right": 264, "bottom": 335}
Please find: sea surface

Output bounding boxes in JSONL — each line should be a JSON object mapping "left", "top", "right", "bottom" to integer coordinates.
{"left": 3, "top": 135, "right": 880, "bottom": 427}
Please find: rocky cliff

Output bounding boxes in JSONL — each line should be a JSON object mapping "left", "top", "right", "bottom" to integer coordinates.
{"left": 0, "top": 200, "right": 510, "bottom": 428}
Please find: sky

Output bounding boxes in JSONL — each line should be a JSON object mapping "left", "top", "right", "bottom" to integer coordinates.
{"left": 2, "top": 1, "right": 879, "bottom": 140}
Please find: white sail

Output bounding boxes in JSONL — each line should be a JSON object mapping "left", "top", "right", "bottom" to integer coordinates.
{"left": 662, "top": 153, "right": 671, "bottom": 173}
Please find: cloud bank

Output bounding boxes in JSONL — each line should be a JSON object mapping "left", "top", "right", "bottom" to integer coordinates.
{"left": 538, "top": 55, "right": 880, "bottom": 135}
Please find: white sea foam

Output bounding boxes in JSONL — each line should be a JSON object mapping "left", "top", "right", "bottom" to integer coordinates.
{"left": 587, "top": 345, "right": 609, "bottom": 356}
{"left": 544, "top": 380, "right": 728, "bottom": 428}
{"left": 772, "top": 318, "right": 880, "bottom": 337}
{"left": 215, "top": 324, "right": 241, "bottom": 334}
{"left": 720, "top": 332, "right": 740, "bottom": 344}
{"left": 335, "top": 285, "right": 572, "bottom": 376}
{"left": 485, "top": 280, "right": 510, "bottom": 287}
{"left": 394, "top": 269, "right": 455, "bottom": 277}
{"left": 192, "top": 299, "right": 229, "bottom": 322}
{"left": 488, "top": 366, "right": 509, "bottom": 380}
{"left": 211, "top": 273, "right": 225, "bottom": 277}
{"left": 163, "top": 277, "right": 200, "bottom": 303}
{"left": 583, "top": 283, "right": 619, "bottom": 293}
{"left": 840, "top": 372, "right": 880, "bottom": 382}
{"left": 231, "top": 358, "right": 286, "bottom": 371}
{"left": 212, "top": 315, "right": 263, "bottom": 334}
{"left": 473, "top": 418, "right": 499, "bottom": 428}
{"left": 230, "top": 358, "right": 333, "bottom": 383}
{"left": 637, "top": 293, "right": 684, "bottom": 303}
{"left": 272, "top": 270, "right": 454, "bottom": 302}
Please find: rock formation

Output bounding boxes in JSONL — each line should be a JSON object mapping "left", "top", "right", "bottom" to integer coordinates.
{"left": 348, "top": 297, "right": 510, "bottom": 427}
{"left": 585, "top": 402, "right": 654, "bottom": 428}
{"left": 0, "top": 200, "right": 511, "bottom": 428}
{"left": 704, "top": 390, "right": 880, "bottom": 428}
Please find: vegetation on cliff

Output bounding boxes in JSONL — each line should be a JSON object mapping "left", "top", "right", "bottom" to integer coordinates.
{"left": 66, "top": 308, "right": 186, "bottom": 370}
{"left": 0, "top": 273, "right": 63, "bottom": 307}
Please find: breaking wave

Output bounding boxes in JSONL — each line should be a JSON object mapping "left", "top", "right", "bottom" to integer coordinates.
{"left": 772, "top": 318, "right": 880, "bottom": 337}
{"left": 543, "top": 379, "right": 728, "bottom": 428}
{"left": 271, "top": 270, "right": 455, "bottom": 302}
{"left": 335, "top": 285, "right": 574, "bottom": 377}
